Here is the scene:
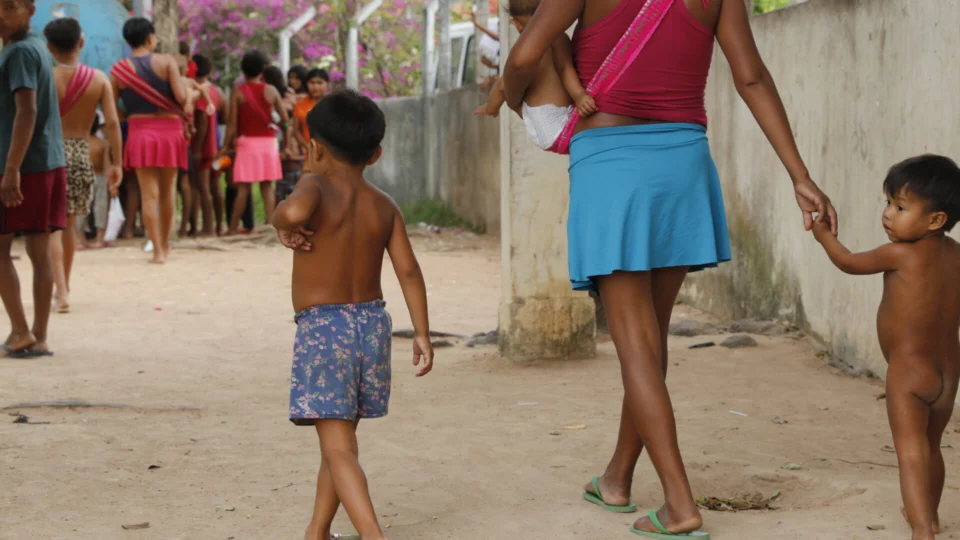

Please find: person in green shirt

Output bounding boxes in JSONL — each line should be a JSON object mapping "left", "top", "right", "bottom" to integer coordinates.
{"left": 0, "top": 0, "right": 67, "bottom": 358}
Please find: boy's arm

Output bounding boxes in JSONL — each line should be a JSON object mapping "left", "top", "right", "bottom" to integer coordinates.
{"left": 386, "top": 206, "right": 433, "bottom": 376}
{"left": 473, "top": 77, "right": 506, "bottom": 117}
{"left": 267, "top": 86, "right": 290, "bottom": 125}
{"left": 471, "top": 12, "right": 500, "bottom": 41}
{"left": 812, "top": 221, "right": 907, "bottom": 275}
{"left": 1, "top": 49, "right": 41, "bottom": 208}
{"left": 272, "top": 175, "right": 320, "bottom": 251}
{"left": 98, "top": 72, "right": 124, "bottom": 193}
{"left": 552, "top": 36, "right": 596, "bottom": 117}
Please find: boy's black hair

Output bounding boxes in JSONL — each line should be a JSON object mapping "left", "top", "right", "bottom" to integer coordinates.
{"left": 305, "top": 68, "right": 329, "bottom": 83}
{"left": 505, "top": 0, "right": 539, "bottom": 16}
{"left": 262, "top": 65, "right": 287, "bottom": 95}
{"left": 306, "top": 90, "right": 385, "bottom": 166}
{"left": 884, "top": 154, "right": 960, "bottom": 232}
{"left": 178, "top": 41, "right": 190, "bottom": 56}
{"left": 192, "top": 54, "right": 212, "bottom": 78}
{"left": 240, "top": 50, "right": 268, "bottom": 79}
{"left": 43, "top": 17, "right": 82, "bottom": 53}
{"left": 122, "top": 17, "right": 155, "bottom": 48}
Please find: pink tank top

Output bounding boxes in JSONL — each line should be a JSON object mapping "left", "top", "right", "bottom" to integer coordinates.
{"left": 572, "top": 0, "right": 715, "bottom": 126}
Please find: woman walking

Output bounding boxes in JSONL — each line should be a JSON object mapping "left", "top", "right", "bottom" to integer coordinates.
{"left": 504, "top": 0, "right": 837, "bottom": 536}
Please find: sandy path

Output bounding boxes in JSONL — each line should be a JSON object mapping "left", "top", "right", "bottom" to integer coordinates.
{"left": 1, "top": 232, "right": 957, "bottom": 540}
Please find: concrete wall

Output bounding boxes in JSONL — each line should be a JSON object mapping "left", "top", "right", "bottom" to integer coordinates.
{"left": 368, "top": 86, "right": 501, "bottom": 234}
{"left": 685, "top": 0, "right": 960, "bottom": 381}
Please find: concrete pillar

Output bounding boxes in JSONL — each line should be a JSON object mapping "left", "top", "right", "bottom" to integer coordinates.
{"left": 498, "top": 22, "right": 596, "bottom": 361}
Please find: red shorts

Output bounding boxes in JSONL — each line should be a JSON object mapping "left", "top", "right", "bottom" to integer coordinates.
{"left": 0, "top": 168, "right": 68, "bottom": 235}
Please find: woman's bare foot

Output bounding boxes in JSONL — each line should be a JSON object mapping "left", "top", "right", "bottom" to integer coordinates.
{"left": 583, "top": 475, "right": 632, "bottom": 507}
{"left": 902, "top": 507, "right": 941, "bottom": 534}
{"left": 632, "top": 505, "right": 703, "bottom": 535}
{"left": 149, "top": 251, "right": 167, "bottom": 264}
{"left": 223, "top": 229, "right": 238, "bottom": 237}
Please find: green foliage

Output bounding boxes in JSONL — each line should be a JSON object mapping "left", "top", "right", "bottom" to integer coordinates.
{"left": 753, "top": 0, "right": 790, "bottom": 14}
{"left": 401, "top": 199, "right": 483, "bottom": 233}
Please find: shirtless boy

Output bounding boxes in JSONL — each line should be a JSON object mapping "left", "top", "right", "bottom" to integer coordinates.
{"left": 813, "top": 155, "right": 960, "bottom": 540}
{"left": 43, "top": 17, "right": 122, "bottom": 312}
{"left": 273, "top": 90, "right": 433, "bottom": 540}
{"left": 0, "top": 0, "right": 66, "bottom": 358}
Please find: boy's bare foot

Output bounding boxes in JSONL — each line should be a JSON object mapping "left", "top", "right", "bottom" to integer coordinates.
{"left": 3, "top": 332, "right": 37, "bottom": 355}
{"left": 632, "top": 505, "right": 703, "bottom": 535}
{"left": 902, "top": 507, "right": 941, "bottom": 534}
{"left": 223, "top": 229, "right": 238, "bottom": 237}
{"left": 583, "top": 475, "right": 632, "bottom": 507}
{"left": 149, "top": 251, "right": 167, "bottom": 264}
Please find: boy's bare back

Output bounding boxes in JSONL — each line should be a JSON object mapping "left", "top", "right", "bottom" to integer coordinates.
{"left": 290, "top": 173, "right": 400, "bottom": 312}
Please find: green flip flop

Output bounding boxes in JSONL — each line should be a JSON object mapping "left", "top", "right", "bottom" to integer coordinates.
{"left": 629, "top": 510, "right": 710, "bottom": 539}
{"left": 582, "top": 476, "right": 637, "bottom": 513}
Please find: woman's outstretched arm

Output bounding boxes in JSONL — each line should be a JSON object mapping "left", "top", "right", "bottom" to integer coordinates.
{"left": 503, "top": 0, "right": 583, "bottom": 109}
{"left": 716, "top": 0, "right": 838, "bottom": 234}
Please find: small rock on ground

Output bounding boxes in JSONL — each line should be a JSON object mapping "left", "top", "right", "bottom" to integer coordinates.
{"left": 720, "top": 335, "right": 758, "bottom": 349}
{"left": 467, "top": 330, "right": 498, "bottom": 348}
{"left": 668, "top": 320, "right": 718, "bottom": 337}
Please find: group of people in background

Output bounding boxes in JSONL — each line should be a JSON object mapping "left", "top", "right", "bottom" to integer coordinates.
{"left": 0, "top": 0, "right": 330, "bottom": 355}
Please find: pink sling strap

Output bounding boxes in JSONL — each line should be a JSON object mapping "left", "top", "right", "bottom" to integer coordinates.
{"left": 549, "top": 0, "right": 677, "bottom": 155}
{"left": 58, "top": 63, "right": 95, "bottom": 117}
{"left": 110, "top": 59, "right": 188, "bottom": 120}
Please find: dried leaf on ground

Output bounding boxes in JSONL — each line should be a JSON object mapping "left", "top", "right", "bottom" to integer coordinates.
{"left": 866, "top": 525, "right": 886, "bottom": 531}
{"left": 562, "top": 425, "right": 586, "bottom": 431}
{"left": 121, "top": 522, "right": 150, "bottom": 530}
{"left": 881, "top": 445, "right": 896, "bottom": 453}
{"left": 696, "top": 491, "right": 780, "bottom": 512}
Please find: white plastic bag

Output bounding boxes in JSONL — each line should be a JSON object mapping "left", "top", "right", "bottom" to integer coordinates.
{"left": 104, "top": 196, "right": 125, "bottom": 243}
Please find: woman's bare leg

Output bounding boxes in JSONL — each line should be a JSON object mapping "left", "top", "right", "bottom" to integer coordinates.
{"left": 136, "top": 167, "right": 165, "bottom": 264}
{"left": 158, "top": 167, "right": 178, "bottom": 258}
{"left": 211, "top": 171, "right": 224, "bottom": 236}
{"left": 196, "top": 168, "right": 215, "bottom": 236}
{"left": 122, "top": 171, "right": 140, "bottom": 239}
{"left": 260, "top": 181, "right": 276, "bottom": 225}
{"left": 585, "top": 267, "right": 688, "bottom": 505}
{"left": 596, "top": 270, "right": 702, "bottom": 534}
{"left": 178, "top": 170, "right": 192, "bottom": 237}
{"left": 227, "top": 183, "right": 251, "bottom": 235}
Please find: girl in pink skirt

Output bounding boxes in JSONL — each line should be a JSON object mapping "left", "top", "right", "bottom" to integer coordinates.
{"left": 219, "top": 51, "right": 288, "bottom": 235}
{"left": 110, "top": 18, "right": 193, "bottom": 264}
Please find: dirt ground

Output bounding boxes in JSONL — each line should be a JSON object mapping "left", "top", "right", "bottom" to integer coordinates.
{"left": 1, "top": 229, "right": 958, "bottom": 540}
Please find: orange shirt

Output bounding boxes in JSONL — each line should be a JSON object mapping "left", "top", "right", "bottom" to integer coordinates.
{"left": 293, "top": 97, "right": 317, "bottom": 142}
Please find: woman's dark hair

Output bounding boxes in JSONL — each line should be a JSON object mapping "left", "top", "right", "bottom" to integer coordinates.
{"left": 263, "top": 66, "right": 287, "bottom": 95}
{"left": 122, "top": 17, "right": 155, "bottom": 49}
{"left": 305, "top": 68, "right": 330, "bottom": 84}
{"left": 44, "top": 18, "right": 82, "bottom": 53}
{"left": 306, "top": 90, "right": 385, "bottom": 166}
{"left": 240, "top": 50, "right": 268, "bottom": 79}
{"left": 178, "top": 41, "right": 190, "bottom": 56}
{"left": 884, "top": 154, "right": 960, "bottom": 232}
{"left": 192, "top": 54, "right": 213, "bottom": 79}
{"left": 288, "top": 65, "right": 308, "bottom": 93}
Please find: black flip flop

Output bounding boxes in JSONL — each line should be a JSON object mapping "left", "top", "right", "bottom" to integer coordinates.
{"left": 7, "top": 348, "right": 54, "bottom": 359}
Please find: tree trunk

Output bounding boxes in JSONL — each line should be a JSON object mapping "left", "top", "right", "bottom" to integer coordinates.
{"left": 151, "top": 0, "right": 179, "bottom": 55}
{"left": 437, "top": 0, "right": 451, "bottom": 91}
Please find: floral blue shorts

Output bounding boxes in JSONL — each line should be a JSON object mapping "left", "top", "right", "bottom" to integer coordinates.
{"left": 289, "top": 301, "right": 392, "bottom": 425}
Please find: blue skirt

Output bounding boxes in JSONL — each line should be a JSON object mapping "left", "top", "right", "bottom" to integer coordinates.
{"left": 568, "top": 123, "right": 731, "bottom": 292}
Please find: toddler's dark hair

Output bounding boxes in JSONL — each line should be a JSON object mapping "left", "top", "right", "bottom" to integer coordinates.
{"left": 178, "top": 41, "right": 190, "bottom": 56}
{"left": 506, "top": 0, "right": 540, "bottom": 16}
{"left": 240, "top": 50, "right": 268, "bottom": 79}
{"left": 306, "top": 90, "right": 385, "bottom": 166}
{"left": 44, "top": 18, "right": 82, "bottom": 53}
{"left": 305, "top": 68, "right": 330, "bottom": 83}
{"left": 884, "top": 154, "right": 960, "bottom": 232}
{"left": 122, "top": 18, "right": 155, "bottom": 48}
{"left": 192, "top": 54, "right": 212, "bottom": 79}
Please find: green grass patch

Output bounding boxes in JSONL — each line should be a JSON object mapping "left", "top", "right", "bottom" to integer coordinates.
{"left": 401, "top": 200, "right": 484, "bottom": 233}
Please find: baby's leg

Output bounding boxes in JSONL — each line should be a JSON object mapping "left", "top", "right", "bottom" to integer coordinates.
{"left": 886, "top": 366, "right": 938, "bottom": 540}
{"left": 315, "top": 419, "right": 384, "bottom": 540}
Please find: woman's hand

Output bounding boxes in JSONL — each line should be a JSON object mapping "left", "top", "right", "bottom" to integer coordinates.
{"left": 793, "top": 177, "right": 838, "bottom": 235}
